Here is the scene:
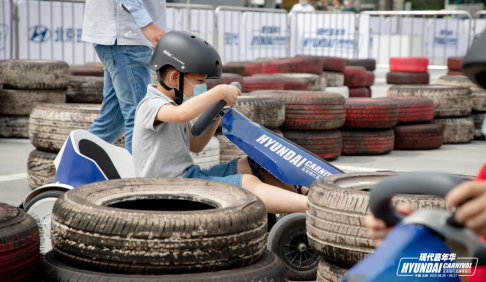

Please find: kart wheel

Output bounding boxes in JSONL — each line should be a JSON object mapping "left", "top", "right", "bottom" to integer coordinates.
{"left": 268, "top": 213, "right": 319, "bottom": 281}
{"left": 25, "top": 190, "right": 66, "bottom": 255}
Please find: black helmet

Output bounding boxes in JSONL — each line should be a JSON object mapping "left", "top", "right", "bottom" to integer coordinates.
{"left": 462, "top": 30, "right": 486, "bottom": 90}
{"left": 150, "top": 31, "right": 222, "bottom": 104}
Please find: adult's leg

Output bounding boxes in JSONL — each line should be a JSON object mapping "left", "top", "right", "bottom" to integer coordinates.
{"left": 88, "top": 45, "right": 125, "bottom": 145}
{"left": 236, "top": 157, "right": 307, "bottom": 214}
{"left": 236, "top": 157, "right": 309, "bottom": 194}
{"left": 109, "top": 44, "right": 153, "bottom": 154}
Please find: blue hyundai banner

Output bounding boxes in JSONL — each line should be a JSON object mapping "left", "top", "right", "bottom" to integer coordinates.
{"left": 222, "top": 109, "right": 343, "bottom": 188}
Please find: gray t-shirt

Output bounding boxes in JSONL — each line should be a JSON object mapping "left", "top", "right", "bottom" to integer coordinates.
{"left": 133, "top": 85, "right": 193, "bottom": 178}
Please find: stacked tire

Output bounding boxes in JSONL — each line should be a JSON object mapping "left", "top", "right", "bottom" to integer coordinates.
{"left": 346, "top": 59, "right": 376, "bottom": 98}
{"left": 0, "top": 60, "right": 68, "bottom": 138}
{"left": 0, "top": 202, "right": 40, "bottom": 281}
{"left": 378, "top": 97, "right": 442, "bottom": 150}
{"left": 307, "top": 172, "right": 472, "bottom": 282}
{"left": 215, "top": 95, "right": 285, "bottom": 163}
{"left": 387, "top": 57, "right": 430, "bottom": 85}
{"left": 340, "top": 98, "right": 398, "bottom": 155}
{"left": 435, "top": 75, "right": 482, "bottom": 143}
{"left": 388, "top": 83, "right": 474, "bottom": 144}
{"left": 252, "top": 90, "right": 346, "bottom": 161}
{"left": 225, "top": 61, "right": 264, "bottom": 76}
{"left": 447, "top": 57, "right": 465, "bottom": 76}
{"left": 37, "top": 178, "right": 288, "bottom": 281}
{"left": 297, "top": 55, "right": 349, "bottom": 98}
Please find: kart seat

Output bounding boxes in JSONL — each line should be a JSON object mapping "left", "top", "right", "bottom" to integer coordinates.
{"left": 79, "top": 139, "right": 121, "bottom": 179}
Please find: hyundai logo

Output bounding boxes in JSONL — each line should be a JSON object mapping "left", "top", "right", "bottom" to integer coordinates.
{"left": 29, "top": 25, "right": 50, "bottom": 43}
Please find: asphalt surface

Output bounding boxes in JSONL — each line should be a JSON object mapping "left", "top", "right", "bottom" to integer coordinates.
{"left": 0, "top": 69, "right": 484, "bottom": 208}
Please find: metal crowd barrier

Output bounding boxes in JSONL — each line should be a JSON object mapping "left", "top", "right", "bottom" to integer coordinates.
{"left": 0, "top": 0, "right": 12, "bottom": 60}
{"left": 473, "top": 10, "right": 486, "bottom": 41}
{"left": 166, "top": 3, "right": 215, "bottom": 47}
{"left": 215, "top": 6, "right": 288, "bottom": 64}
{"left": 358, "top": 10, "right": 472, "bottom": 69}
{"left": 288, "top": 10, "right": 358, "bottom": 60}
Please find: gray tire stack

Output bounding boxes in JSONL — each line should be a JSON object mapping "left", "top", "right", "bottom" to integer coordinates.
{"left": 306, "top": 172, "right": 473, "bottom": 282}
{"left": 0, "top": 60, "right": 68, "bottom": 138}
{"left": 436, "top": 75, "right": 486, "bottom": 141}
{"left": 37, "top": 178, "right": 288, "bottom": 281}
{"left": 388, "top": 82, "right": 474, "bottom": 144}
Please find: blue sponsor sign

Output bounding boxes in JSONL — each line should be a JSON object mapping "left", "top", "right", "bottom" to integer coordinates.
{"left": 29, "top": 25, "right": 50, "bottom": 43}
{"left": 222, "top": 109, "right": 342, "bottom": 188}
{"left": 250, "top": 26, "right": 286, "bottom": 48}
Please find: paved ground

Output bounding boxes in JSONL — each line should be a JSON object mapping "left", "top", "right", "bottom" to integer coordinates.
{"left": 0, "top": 68, "right": 484, "bottom": 208}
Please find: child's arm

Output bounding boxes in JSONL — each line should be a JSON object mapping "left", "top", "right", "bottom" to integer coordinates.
{"left": 189, "top": 115, "right": 222, "bottom": 153}
{"left": 156, "top": 85, "right": 240, "bottom": 124}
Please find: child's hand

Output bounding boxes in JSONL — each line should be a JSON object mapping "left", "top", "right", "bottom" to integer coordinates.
{"left": 364, "top": 204, "right": 414, "bottom": 246}
{"left": 216, "top": 84, "right": 241, "bottom": 108}
{"left": 446, "top": 181, "right": 486, "bottom": 235}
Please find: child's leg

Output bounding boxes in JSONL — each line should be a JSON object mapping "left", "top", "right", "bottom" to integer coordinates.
{"left": 236, "top": 157, "right": 307, "bottom": 214}
{"left": 236, "top": 157, "right": 309, "bottom": 194}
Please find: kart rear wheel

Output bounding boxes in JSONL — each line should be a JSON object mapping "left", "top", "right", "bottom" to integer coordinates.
{"left": 25, "top": 190, "right": 66, "bottom": 255}
{"left": 268, "top": 213, "right": 319, "bottom": 281}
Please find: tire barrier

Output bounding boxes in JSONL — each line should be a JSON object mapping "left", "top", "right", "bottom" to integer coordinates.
{"left": 0, "top": 116, "right": 29, "bottom": 138}
{"left": 253, "top": 73, "right": 327, "bottom": 91}
{"left": 69, "top": 65, "right": 104, "bottom": 77}
{"left": 432, "top": 117, "right": 475, "bottom": 144}
{"left": 50, "top": 178, "right": 268, "bottom": 274}
{"left": 281, "top": 130, "right": 342, "bottom": 161}
{"left": 263, "top": 57, "right": 323, "bottom": 75}
{"left": 0, "top": 203, "right": 40, "bottom": 281}
{"left": 66, "top": 76, "right": 104, "bottom": 103}
{"left": 346, "top": 59, "right": 376, "bottom": 71}
{"left": 436, "top": 75, "right": 486, "bottom": 112}
{"left": 206, "top": 73, "right": 245, "bottom": 91}
{"left": 190, "top": 136, "right": 220, "bottom": 168}
{"left": 0, "top": 60, "right": 70, "bottom": 90}
{"left": 226, "top": 61, "right": 264, "bottom": 76}
{"left": 321, "top": 71, "right": 344, "bottom": 87}
{"left": 343, "top": 66, "right": 367, "bottom": 88}
{"left": 378, "top": 97, "right": 435, "bottom": 124}
{"left": 387, "top": 85, "right": 472, "bottom": 117}
{"left": 252, "top": 90, "right": 346, "bottom": 130}
{"left": 344, "top": 98, "right": 398, "bottom": 129}
{"left": 340, "top": 129, "right": 395, "bottom": 155}
{"left": 306, "top": 172, "right": 466, "bottom": 265}
{"left": 365, "top": 71, "right": 374, "bottom": 86}
{"left": 389, "top": 57, "right": 428, "bottom": 73}
{"left": 348, "top": 87, "right": 370, "bottom": 98}
{"left": 393, "top": 124, "right": 444, "bottom": 150}
{"left": 386, "top": 72, "right": 429, "bottom": 85}
{"left": 447, "top": 57, "right": 464, "bottom": 71}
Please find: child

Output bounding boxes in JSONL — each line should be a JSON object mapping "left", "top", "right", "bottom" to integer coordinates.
{"left": 132, "top": 31, "right": 307, "bottom": 214}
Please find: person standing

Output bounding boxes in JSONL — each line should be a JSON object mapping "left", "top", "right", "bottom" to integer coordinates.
{"left": 81, "top": 0, "right": 167, "bottom": 154}
{"left": 290, "top": 0, "right": 316, "bottom": 13}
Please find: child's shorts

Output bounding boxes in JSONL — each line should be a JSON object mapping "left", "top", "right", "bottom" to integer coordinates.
{"left": 183, "top": 158, "right": 243, "bottom": 187}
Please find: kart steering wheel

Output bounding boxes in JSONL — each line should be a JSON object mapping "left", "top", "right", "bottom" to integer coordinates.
{"left": 191, "top": 82, "right": 242, "bottom": 137}
{"left": 369, "top": 172, "right": 464, "bottom": 227}
{"left": 369, "top": 172, "right": 486, "bottom": 265}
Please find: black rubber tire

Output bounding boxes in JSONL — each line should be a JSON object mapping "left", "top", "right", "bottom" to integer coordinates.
{"left": 281, "top": 130, "right": 342, "bottom": 161}
{"left": 0, "top": 89, "right": 66, "bottom": 116}
{"left": 307, "top": 172, "right": 472, "bottom": 266}
{"left": 320, "top": 72, "right": 344, "bottom": 87}
{"left": 0, "top": 60, "right": 70, "bottom": 90}
{"left": 0, "top": 203, "right": 40, "bottom": 281}
{"left": 253, "top": 73, "right": 327, "bottom": 91}
{"left": 38, "top": 250, "right": 287, "bottom": 282}
{"left": 472, "top": 112, "right": 486, "bottom": 140}
{"left": 69, "top": 65, "right": 104, "bottom": 77}
{"left": 316, "top": 259, "right": 348, "bottom": 282}
{"left": 346, "top": 59, "right": 376, "bottom": 71}
{"left": 387, "top": 85, "right": 472, "bottom": 117}
{"left": 25, "top": 190, "right": 67, "bottom": 255}
{"left": 51, "top": 178, "right": 267, "bottom": 274}
{"left": 436, "top": 75, "right": 486, "bottom": 111}
{"left": 206, "top": 73, "right": 245, "bottom": 91}
{"left": 0, "top": 116, "right": 29, "bottom": 138}
{"left": 222, "top": 65, "right": 246, "bottom": 76}
{"left": 252, "top": 90, "right": 346, "bottom": 130}
{"left": 393, "top": 124, "right": 444, "bottom": 150}
{"left": 27, "top": 150, "right": 57, "bottom": 190}
{"left": 29, "top": 104, "right": 124, "bottom": 152}
{"left": 66, "top": 76, "right": 104, "bottom": 103}
{"left": 268, "top": 213, "right": 319, "bottom": 281}
{"left": 432, "top": 117, "right": 475, "bottom": 144}
{"left": 340, "top": 129, "right": 395, "bottom": 155}
{"left": 386, "top": 72, "right": 429, "bottom": 85}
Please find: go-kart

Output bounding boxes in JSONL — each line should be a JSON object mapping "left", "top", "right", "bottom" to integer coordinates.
{"left": 339, "top": 172, "right": 486, "bottom": 282}
{"left": 21, "top": 82, "right": 343, "bottom": 281}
